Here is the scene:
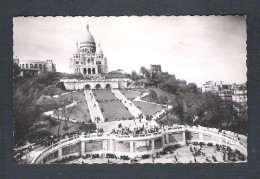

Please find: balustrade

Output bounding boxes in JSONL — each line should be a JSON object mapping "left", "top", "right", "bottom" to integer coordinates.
{"left": 31, "top": 125, "right": 247, "bottom": 164}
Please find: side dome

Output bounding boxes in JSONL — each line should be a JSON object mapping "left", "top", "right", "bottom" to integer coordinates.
{"left": 85, "top": 23, "right": 95, "bottom": 43}
{"left": 96, "top": 43, "right": 103, "bottom": 55}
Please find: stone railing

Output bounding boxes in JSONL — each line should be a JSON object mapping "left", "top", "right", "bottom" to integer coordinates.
{"left": 31, "top": 125, "right": 247, "bottom": 164}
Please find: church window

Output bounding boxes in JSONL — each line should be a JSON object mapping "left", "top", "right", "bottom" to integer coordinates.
{"left": 76, "top": 61, "right": 79, "bottom": 64}
{"left": 87, "top": 59, "right": 90, "bottom": 64}
{"left": 22, "top": 64, "right": 24, "bottom": 68}
{"left": 30, "top": 64, "right": 33, "bottom": 68}
{"left": 88, "top": 68, "right": 91, "bottom": 74}
{"left": 34, "top": 64, "right": 38, "bottom": 68}
{"left": 26, "top": 64, "right": 28, "bottom": 68}
{"left": 39, "top": 64, "right": 42, "bottom": 69}
{"left": 98, "top": 66, "right": 102, "bottom": 74}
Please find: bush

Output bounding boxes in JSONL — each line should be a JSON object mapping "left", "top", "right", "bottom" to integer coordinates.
{"left": 192, "top": 142, "right": 199, "bottom": 145}
{"left": 120, "top": 155, "right": 129, "bottom": 160}
{"left": 141, "top": 154, "right": 151, "bottom": 159}
{"left": 212, "top": 155, "right": 217, "bottom": 162}
{"left": 27, "top": 129, "right": 52, "bottom": 143}
{"left": 56, "top": 82, "right": 66, "bottom": 91}
{"left": 106, "top": 153, "right": 115, "bottom": 158}
{"left": 207, "top": 143, "right": 213, "bottom": 147}
{"left": 43, "top": 115, "right": 59, "bottom": 126}
{"left": 199, "top": 142, "right": 205, "bottom": 147}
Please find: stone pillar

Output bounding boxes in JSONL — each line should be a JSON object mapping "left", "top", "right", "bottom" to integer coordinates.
{"left": 199, "top": 132, "right": 203, "bottom": 142}
{"left": 130, "top": 141, "right": 134, "bottom": 153}
{"left": 81, "top": 141, "right": 85, "bottom": 155}
{"left": 165, "top": 133, "right": 169, "bottom": 144}
{"left": 58, "top": 148, "right": 62, "bottom": 158}
{"left": 218, "top": 133, "right": 222, "bottom": 145}
{"left": 103, "top": 140, "right": 107, "bottom": 151}
{"left": 152, "top": 139, "right": 155, "bottom": 150}
{"left": 182, "top": 132, "right": 186, "bottom": 145}
{"left": 162, "top": 135, "right": 165, "bottom": 146}
{"left": 110, "top": 140, "right": 114, "bottom": 152}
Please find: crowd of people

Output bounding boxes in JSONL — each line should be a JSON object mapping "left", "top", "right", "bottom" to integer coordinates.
{"left": 110, "top": 123, "right": 162, "bottom": 136}
{"left": 96, "top": 98, "right": 120, "bottom": 103}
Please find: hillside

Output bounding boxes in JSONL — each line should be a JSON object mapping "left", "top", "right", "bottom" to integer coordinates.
{"left": 13, "top": 72, "right": 67, "bottom": 145}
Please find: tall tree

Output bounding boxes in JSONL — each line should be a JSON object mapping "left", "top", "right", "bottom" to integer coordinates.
{"left": 36, "top": 95, "right": 78, "bottom": 139}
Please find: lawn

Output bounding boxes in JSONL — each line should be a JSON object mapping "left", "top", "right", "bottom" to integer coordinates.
{"left": 99, "top": 101, "right": 134, "bottom": 121}
{"left": 66, "top": 103, "right": 92, "bottom": 123}
{"left": 134, "top": 88, "right": 176, "bottom": 104}
{"left": 93, "top": 90, "right": 118, "bottom": 101}
{"left": 119, "top": 89, "right": 141, "bottom": 99}
{"left": 61, "top": 91, "right": 86, "bottom": 102}
{"left": 132, "top": 101, "right": 164, "bottom": 116}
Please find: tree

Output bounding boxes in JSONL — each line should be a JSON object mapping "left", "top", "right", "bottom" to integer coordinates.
{"left": 149, "top": 89, "right": 158, "bottom": 100}
{"left": 131, "top": 70, "right": 140, "bottom": 80}
{"left": 172, "top": 94, "right": 185, "bottom": 124}
{"left": 36, "top": 95, "right": 77, "bottom": 139}
{"left": 13, "top": 63, "right": 21, "bottom": 77}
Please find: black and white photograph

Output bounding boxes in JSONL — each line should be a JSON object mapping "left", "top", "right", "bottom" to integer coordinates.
{"left": 13, "top": 16, "right": 247, "bottom": 164}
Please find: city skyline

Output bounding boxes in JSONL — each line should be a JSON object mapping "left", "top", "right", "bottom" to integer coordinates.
{"left": 13, "top": 16, "right": 247, "bottom": 86}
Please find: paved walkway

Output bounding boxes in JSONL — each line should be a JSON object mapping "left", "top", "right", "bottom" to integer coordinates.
{"left": 112, "top": 89, "right": 142, "bottom": 118}
{"left": 84, "top": 90, "right": 104, "bottom": 122}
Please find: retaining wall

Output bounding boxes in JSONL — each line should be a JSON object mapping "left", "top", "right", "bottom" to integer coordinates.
{"left": 32, "top": 125, "right": 247, "bottom": 164}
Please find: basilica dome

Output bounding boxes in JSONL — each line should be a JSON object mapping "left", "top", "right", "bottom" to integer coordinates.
{"left": 85, "top": 24, "right": 95, "bottom": 44}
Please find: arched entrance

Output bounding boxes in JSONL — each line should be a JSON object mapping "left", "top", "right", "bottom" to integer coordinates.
{"left": 95, "top": 84, "right": 101, "bottom": 89}
{"left": 105, "top": 84, "right": 111, "bottom": 89}
{"left": 85, "top": 84, "right": 91, "bottom": 90}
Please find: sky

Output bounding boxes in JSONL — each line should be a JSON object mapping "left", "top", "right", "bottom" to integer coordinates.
{"left": 13, "top": 16, "right": 247, "bottom": 87}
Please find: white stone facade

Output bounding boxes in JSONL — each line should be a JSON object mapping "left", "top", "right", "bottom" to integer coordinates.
{"left": 61, "top": 79, "right": 128, "bottom": 90}
{"left": 17, "top": 59, "right": 56, "bottom": 72}
{"left": 69, "top": 24, "right": 108, "bottom": 77}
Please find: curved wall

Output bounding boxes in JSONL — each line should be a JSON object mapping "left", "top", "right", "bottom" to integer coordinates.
{"left": 32, "top": 126, "right": 247, "bottom": 164}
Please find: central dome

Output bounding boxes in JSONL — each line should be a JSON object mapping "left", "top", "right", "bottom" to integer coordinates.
{"left": 85, "top": 23, "right": 95, "bottom": 43}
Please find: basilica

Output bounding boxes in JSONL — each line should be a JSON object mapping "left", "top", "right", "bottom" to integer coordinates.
{"left": 69, "top": 24, "right": 108, "bottom": 77}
